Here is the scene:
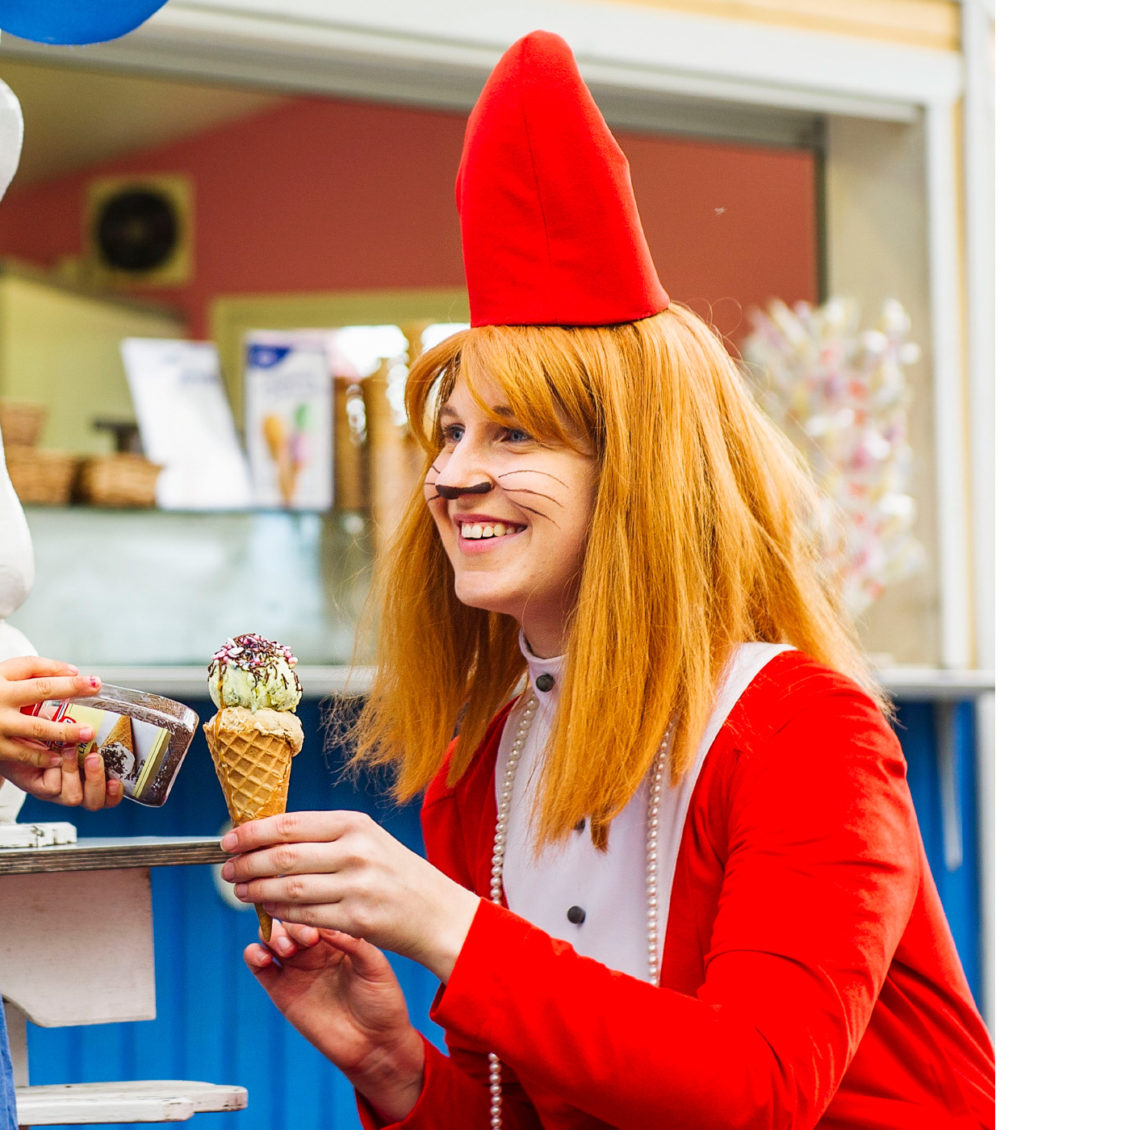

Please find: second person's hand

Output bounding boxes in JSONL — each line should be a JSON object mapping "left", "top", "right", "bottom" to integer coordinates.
{"left": 0, "top": 655, "right": 102, "bottom": 767}
{"left": 0, "top": 744, "right": 123, "bottom": 809}
{"left": 245, "top": 921, "right": 425, "bottom": 1121}
{"left": 0, "top": 655, "right": 122, "bottom": 809}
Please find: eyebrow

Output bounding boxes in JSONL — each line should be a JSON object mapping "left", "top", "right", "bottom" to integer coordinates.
{"left": 437, "top": 404, "right": 516, "bottom": 421}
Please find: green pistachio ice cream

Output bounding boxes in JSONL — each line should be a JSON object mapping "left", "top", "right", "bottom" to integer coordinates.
{"left": 207, "top": 633, "right": 302, "bottom": 712}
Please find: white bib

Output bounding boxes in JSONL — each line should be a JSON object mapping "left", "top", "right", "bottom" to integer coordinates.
{"left": 498, "top": 641, "right": 792, "bottom": 980}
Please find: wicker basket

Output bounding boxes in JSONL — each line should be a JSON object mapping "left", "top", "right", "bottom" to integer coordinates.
{"left": 0, "top": 401, "right": 47, "bottom": 448}
{"left": 4, "top": 444, "right": 80, "bottom": 505}
{"left": 76, "top": 454, "right": 162, "bottom": 508}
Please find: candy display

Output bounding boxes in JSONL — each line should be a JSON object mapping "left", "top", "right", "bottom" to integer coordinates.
{"left": 741, "top": 297, "right": 925, "bottom": 619}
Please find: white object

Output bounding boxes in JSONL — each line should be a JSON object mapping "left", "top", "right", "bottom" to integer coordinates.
{"left": 499, "top": 641, "right": 792, "bottom": 980}
{"left": 0, "top": 821, "right": 76, "bottom": 848}
{"left": 0, "top": 868, "right": 156, "bottom": 1026}
{"left": 15, "top": 1079, "right": 248, "bottom": 1125}
{"left": 120, "top": 338, "right": 253, "bottom": 510}
{"left": 0, "top": 78, "right": 23, "bottom": 200}
{"left": 0, "top": 80, "right": 34, "bottom": 658}
{"left": 0, "top": 76, "right": 36, "bottom": 826}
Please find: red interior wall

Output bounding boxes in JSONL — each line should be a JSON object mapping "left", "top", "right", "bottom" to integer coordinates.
{"left": 0, "top": 94, "right": 817, "bottom": 343}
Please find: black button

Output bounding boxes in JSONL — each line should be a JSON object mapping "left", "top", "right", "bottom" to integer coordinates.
{"left": 535, "top": 673, "right": 555, "bottom": 692}
{"left": 574, "top": 818, "right": 586, "bottom": 833}
{"left": 566, "top": 905, "right": 586, "bottom": 925}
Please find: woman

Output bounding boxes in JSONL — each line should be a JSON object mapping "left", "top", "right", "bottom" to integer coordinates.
{"left": 220, "top": 31, "right": 995, "bottom": 1129}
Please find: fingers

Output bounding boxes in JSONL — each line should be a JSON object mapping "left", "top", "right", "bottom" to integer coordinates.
{"left": 244, "top": 941, "right": 276, "bottom": 973}
{"left": 221, "top": 819, "right": 387, "bottom": 918}
{"left": 220, "top": 811, "right": 405, "bottom": 944}
{"left": 0, "top": 656, "right": 80, "bottom": 682}
{"left": 0, "top": 736, "right": 63, "bottom": 770}
{"left": 57, "top": 747, "right": 85, "bottom": 806}
{"left": 234, "top": 873, "right": 346, "bottom": 919}
{"left": 246, "top": 920, "right": 317, "bottom": 963}
{"left": 0, "top": 662, "right": 103, "bottom": 708}
{"left": 221, "top": 810, "right": 365, "bottom": 853}
{"left": 0, "top": 758, "right": 57, "bottom": 797}
{"left": 243, "top": 925, "right": 380, "bottom": 976}
{"left": 0, "top": 662, "right": 102, "bottom": 752}
{"left": 37, "top": 749, "right": 123, "bottom": 809}
{"left": 222, "top": 838, "right": 347, "bottom": 885}
{"left": 316, "top": 929, "right": 393, "bottom": 978}
{"left": 242, "top": 921, "right": 328, "bottom": 976}
{"left": 0, "top": 716, "right": 94, "bottom": 755}
{"left": 78, "top": 751, "right": 123, "bottom": 810}
{"left": 273, "top": 919, "right": 322, "bottom": 950}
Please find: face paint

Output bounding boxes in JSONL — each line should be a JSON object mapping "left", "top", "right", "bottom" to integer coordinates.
{"left": 425, "top": 375, "right": 596, "bottom": 657}
{"left": 434, "top": 480, "right": 492, "bottom": 501}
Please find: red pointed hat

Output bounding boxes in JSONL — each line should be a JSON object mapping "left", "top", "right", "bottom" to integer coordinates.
{"left": 456, "top": 31, "right": 669, "bottom": 327}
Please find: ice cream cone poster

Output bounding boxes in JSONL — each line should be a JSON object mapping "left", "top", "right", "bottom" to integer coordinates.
{"left": 244, "top": 331, "right": 333, "bottom": 510}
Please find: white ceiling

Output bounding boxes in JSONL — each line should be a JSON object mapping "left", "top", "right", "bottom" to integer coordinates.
{"left": 0, "top": 56, "right": 291, "bottom": 189}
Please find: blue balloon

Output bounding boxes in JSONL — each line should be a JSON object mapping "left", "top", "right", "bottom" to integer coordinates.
{"left": 0, "top": 0, "right": 170, "bottom": 45}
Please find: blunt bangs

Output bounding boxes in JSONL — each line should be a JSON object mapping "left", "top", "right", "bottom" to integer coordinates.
{"left": 409, "top": 325, "right": 604, "bottom": 457}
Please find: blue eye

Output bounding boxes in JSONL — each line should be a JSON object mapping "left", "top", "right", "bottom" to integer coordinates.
{"left": 504, "top": 427, "right": 532, "bottom": 443}
{"left": 441, "top": 423, "right": 464, "bottom": 444}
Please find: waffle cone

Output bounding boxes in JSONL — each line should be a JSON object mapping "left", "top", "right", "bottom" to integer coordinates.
{"left": 105, "top": 713, "right": 133, "bottom": 753}
{"left": 205, "top": 708, "right": 303, "bottom": 938}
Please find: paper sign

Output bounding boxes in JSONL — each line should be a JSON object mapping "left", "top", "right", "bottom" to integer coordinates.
{"left": 120, "top": 338, "right": 253, "bottom": 509}
{"left": 243, "top": 332, "right": 333, "bottom": 510}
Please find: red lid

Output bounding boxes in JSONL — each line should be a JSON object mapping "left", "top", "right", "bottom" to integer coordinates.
{"left": 456, "top": 31, "right": 669, "bottom": 327}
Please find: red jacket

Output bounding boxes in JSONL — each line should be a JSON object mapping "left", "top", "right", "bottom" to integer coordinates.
{"left": 361, "top": 651, "right": 995, "bottom": 1129}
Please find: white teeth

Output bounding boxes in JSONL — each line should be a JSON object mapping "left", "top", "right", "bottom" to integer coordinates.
{"left": 460, "top": 521, "right": 519, "bottom": 540}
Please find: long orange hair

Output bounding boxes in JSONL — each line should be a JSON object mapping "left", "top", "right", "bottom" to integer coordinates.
{"left": 348, "top": 303, "right": 885, "bottom": 848}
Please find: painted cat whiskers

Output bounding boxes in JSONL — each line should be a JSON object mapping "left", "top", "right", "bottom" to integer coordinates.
{"left": 423, "top": 373, "right": 598, "bottom": 658}
{"left": 425, "top": 466, "right": 571, "bottom": 525}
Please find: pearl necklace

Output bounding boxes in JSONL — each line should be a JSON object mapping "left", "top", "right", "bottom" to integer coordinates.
{"left": 486, "top": 689, "right": 671, "bottom": 1129}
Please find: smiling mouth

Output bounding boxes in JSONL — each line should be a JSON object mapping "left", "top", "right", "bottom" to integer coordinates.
{"left": 458, "top": 520, "right": 525, "bottom": 540}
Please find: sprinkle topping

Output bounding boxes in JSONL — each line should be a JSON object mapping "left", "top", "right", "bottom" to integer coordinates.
{"left": 207, "top": 632, "right": 302, "bottom": 710}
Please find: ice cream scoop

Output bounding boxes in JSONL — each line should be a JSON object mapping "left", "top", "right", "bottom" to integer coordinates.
{"left": 205, "top": 633, "right": 304, "bottom": 939}
{"left": 208, "top": 633, "right": 301, "bottom": 712}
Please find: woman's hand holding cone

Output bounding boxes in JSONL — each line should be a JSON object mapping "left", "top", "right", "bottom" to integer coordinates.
{"left": 220, "top": 809, "right": 480, "bottom": 982}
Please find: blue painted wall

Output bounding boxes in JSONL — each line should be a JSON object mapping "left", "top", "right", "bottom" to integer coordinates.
{"left": 18, "top": 694, "right": 985, "bottom": 1129}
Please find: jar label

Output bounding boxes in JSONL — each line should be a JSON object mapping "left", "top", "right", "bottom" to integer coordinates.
{"left": 22, "top": 699, "right": 173, "bottom": 801}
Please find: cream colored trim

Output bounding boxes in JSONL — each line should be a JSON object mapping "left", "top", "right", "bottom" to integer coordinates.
{"left": 924, "top": 100, "right": 971, "bottom": 670}
{"left": 593, "top": 0, "right": 961, "bottom": 52}
{"left": 962, "top": 0, "right": 995, "bottom": 673}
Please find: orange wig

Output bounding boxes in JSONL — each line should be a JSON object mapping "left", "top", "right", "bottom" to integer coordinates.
{"left": 349, "top": 303, "right": 884, "bottom": 848}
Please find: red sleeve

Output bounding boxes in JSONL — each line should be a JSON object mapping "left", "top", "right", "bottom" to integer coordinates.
{"left": 427, "top": 669, "right": 919, "bottom": 1130}
{"left": 355, "top": 1039, "right": 540, "bottom": 1130}
{"left": 357, "top": 711, "right": 544, "bottom": 1129}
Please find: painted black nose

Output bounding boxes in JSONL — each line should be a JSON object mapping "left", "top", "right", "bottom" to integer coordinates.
{"left": 435, "top": 481, "right": 493, "bottom": 500}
